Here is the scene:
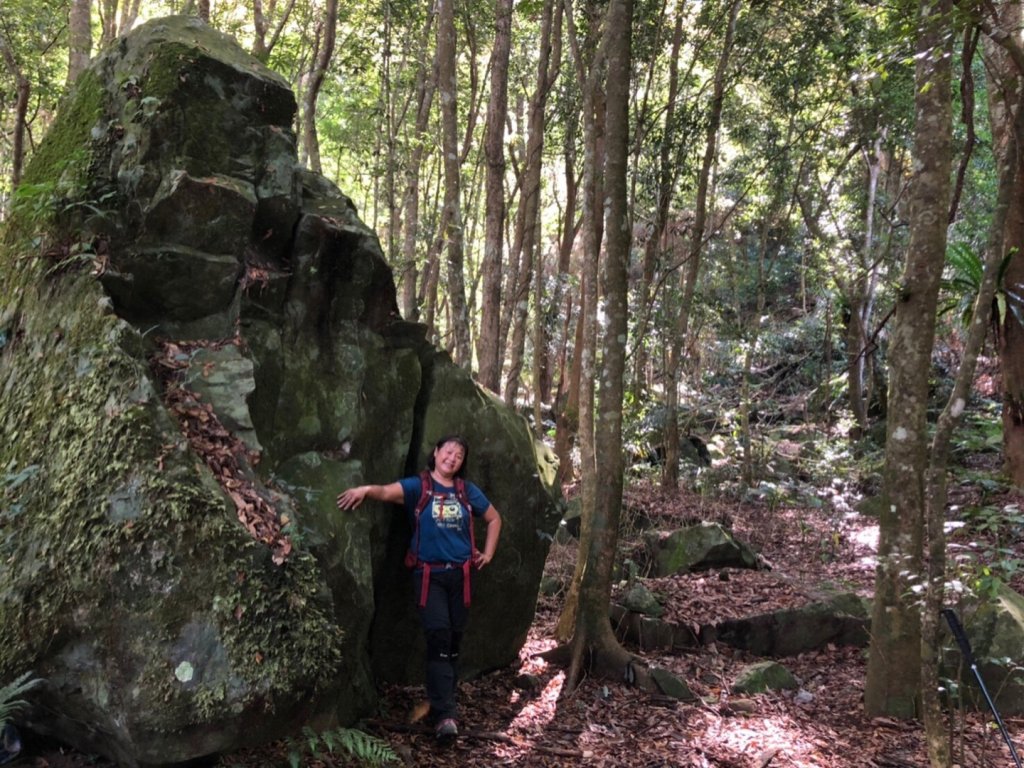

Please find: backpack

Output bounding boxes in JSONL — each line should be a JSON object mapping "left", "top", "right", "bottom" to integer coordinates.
{"left": 405, "top": 469, "right": 478, "bottom": 607}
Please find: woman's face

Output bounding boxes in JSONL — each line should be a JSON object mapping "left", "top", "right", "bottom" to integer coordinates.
{"left": 434, "top": 440, "right": 466, "bottom": 477}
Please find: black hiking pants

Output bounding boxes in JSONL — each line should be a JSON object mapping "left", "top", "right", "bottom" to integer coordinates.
{"left": 413, "top": 564, "right": 471, "bottom": 722}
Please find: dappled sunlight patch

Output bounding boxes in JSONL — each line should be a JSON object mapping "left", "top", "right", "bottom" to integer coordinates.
{"left": 703, "top": 709, "right": 831, "bottom": 766}
{"left": 508, "top": 670, "right": 564, "bottom": 728}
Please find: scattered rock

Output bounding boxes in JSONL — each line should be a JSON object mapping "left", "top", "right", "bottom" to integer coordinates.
{"left": 731, "top": 661, "right": 799, "bottom": 694}
{"left": 620, "top": 583, "right": 665, "bottom": 617}
{"left": 710, "top": 592, "right": 869, "bottom": 656}
{"left": 643, "top": 522, "right": 761, "bottom": 577}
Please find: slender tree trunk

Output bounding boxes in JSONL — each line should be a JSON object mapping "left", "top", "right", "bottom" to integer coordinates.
{"left": 437, "top": 0, "right": 472, "bottom": 368}
{"left": 553, "top": 107, "right": 580, "bottom": 485}
{"left": 565, "top": 0, "right": 660, "bottom": 693}
{"left": 122, "top": 0, "right": 142, "bottom": 34}
{"left": 503, "top": 4, "right": 560, "bottom": 405}
{"left": 633, "top": 10, "right": 684, "bottom": 400}
{"left": 864, "top": 0, "right": 953, "bottom": 719}
{"left": 198, "top": 0, "right": 210, "bottom": 22}
{"left": 920, "top": 57, "right": 1020, "bottom": 768}
{"left": 380, "top": 2, "right": 402, "bottom": 270}
{"left": 475, "top": 0, "right": 514, "bottom": 392}
{"left": 301, "top": 0, "right": 337, "bottom": 175}
{"left": 252, "top": 0, "right": 294, "bottom": 61}
{"left": 555, "top": 0, "right": 605, "bottom": 647}
{"left": 100, "top": 0, "right": 119, "bottom": 46}
{"left": 253, "top": 0, "right": 270, "bottom": 58}
{"left": 663, "top": 0, "right": 740, "bottom": 490}
{"left": 399, "top": 13, "right": 438, "bottom": 321}
{"left": 0, "top": 35, "right": 29, "bottom": 193}
{"left": 68, "top": 0, "right": 93, "bottom": 84}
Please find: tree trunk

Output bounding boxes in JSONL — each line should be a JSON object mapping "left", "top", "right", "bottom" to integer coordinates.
{"left": 399, "top": 12, "right": 438, "bottom": 321}
{"left": 251, "top": 0, "right": 295, "bottom": 61}
{"left": 864, "top": 0, "right": 953, "bottom": 719}
{"left": 986, "top": 1, "right": 1024, "bottom": 489}
{"left": 0, "top": 34, "right": 29, "bottom": 194}
{"left": 564, "top": 0, "right": 658, "bottom": 693}
{"left": 198, "top": 0, "right": 210, "bottom": 22}
{"left": 475, "top": 0, "right": 514, "bottom": 393}
{"left": 437, "top": 0, "right": 472, "bottom": 368}
{"left": 301, "top": 0, "right": 338, "bottom": 175}
{"left": 380, "top": 2, "right": 402, "bottom": 271}
{"left": 68, "top": 0, "right": 93, "bottom": 85}
{"left": 919, "top": 45, "right": 1020, "bottom": 767}
{"left": 503, "top": 4, "right": 559, "bottom": 405}
{"left": 552, "top": 108, "right": 580, "bottom": 486}
{"left": 119, "top": 0, "right": 142, "bottom": 36}
{"left": 555, "top": 0, "right": 605, "bottom": 645}
{"left": 663, "top": 0, "right": 740, "bottom": 490}
{"left": 100, "top": 0, "right": 119, "bottom": 46}
{"left": 633, "top": 10, "right": 683, "bottom": 399}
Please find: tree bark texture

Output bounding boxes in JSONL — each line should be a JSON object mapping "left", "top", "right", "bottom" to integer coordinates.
{"left": 476, "top": 0, "right": 514, "bottom": 393}
{"left": 633, "top": 10, "right": 684, "bottom": 399}
{"left": 0, "top": 34, "right": 29, "bottom": 192}
{"left": 864, "top": 0, "right": 953, "bottom": 720}
{"left": 564, "top": 0, "right": 649, "bottom": 693}
{"left": 919, "top": 30, "right": 1020, "bottom": 762}
{"left": 301, "top": 0, "right": 338, "bottom": 176}
{"left": 555, "top": 0, "right": 604, "bottom": 647}
{"left": 663, "top": 0, "right": 739, "bottom": 490}
{"left": 504, "top": 0, "right": 560, "bottom": 406}
{"left": 399, "top": 13, "right": 438, "bottom": 321}
{"left": 437, "top": 0, "right": 472, "bottom": 368}
{"left": 985, "top": 1, "right": 1024, "bottom": 489}
{"left": 68, "top": 0, "right": 93, "bottom": 85}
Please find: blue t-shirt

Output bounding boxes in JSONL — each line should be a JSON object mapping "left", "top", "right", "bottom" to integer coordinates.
{"left": 398, "top": 475, "right": 491, "bottom": 564}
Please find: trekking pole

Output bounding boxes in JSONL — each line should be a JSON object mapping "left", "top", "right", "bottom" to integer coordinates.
{"left": 941, "top": 608, "right": 1023, "bottom": 768}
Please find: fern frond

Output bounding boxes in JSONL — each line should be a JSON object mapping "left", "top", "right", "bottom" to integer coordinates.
{"left": 0, "top": 672, "right": 42, "bottom": 727}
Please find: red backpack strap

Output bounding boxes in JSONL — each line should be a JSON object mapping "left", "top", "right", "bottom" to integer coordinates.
{"left": 413, "top": 471, "right": 433, "bottom": 607}
{"left": 415, "top": 470, "right": 433, "bottom": 517}
{"left": 455, "top": 477, "right": 476, "bottom": 606}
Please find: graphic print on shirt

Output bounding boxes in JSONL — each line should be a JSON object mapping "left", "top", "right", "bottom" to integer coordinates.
{"left": 432, "top": 493, "right": 464, "bottom": 532}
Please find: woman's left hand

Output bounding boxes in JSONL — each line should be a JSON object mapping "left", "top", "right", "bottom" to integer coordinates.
{"left": 473, "top": 550, "right": 493, "bottom": 568}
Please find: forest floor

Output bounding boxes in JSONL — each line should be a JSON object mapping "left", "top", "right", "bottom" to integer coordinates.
{"left": 22, "top": 476, "right": 1024, "bottom": 768}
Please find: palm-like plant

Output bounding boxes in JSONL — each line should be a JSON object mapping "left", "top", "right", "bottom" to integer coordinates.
{"left": 941, "top": 242, "right": 1023, "bottom": 338}
{"left": 0, "top": 672, "right": 41, "bottom": 728}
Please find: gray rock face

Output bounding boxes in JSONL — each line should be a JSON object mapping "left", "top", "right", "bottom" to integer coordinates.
{"left": 0, "top": 16, "right": 560, "bottom": 767}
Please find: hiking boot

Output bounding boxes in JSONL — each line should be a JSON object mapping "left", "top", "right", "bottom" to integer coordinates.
{"left": 434, "top": 717, "right": 458, "bottom": 745}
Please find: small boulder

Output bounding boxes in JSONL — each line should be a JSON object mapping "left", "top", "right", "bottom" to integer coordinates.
{"left": 644, "top": 522, "right": 760, "bottom": 577}
{"left": 731, "top": 661, "right": 799, "bottom": 694}
{"left": 620, "top": 583, "right": 664, "bottom": 617}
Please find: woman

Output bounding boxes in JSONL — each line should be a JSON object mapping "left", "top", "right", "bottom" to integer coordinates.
{"left": 336, "top": 435, "right": 501, "bottom": 744}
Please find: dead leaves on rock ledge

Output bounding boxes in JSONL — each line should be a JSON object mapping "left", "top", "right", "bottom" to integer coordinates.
{"left": 151, "top": 337, "right": 292, "bottom": 565}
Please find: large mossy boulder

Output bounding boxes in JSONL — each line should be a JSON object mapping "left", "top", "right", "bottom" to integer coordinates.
{"left": 0, "top": 17, "right": 560, "bottom": 767}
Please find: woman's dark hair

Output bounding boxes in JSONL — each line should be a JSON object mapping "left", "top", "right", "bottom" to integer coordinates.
{"left": 426, "top": 434, "right": 470, "bottom": 478}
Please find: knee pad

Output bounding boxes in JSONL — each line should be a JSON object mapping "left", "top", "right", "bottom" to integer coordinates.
{"left": 425, "top": 629, "right": 452, "bottom": 663}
